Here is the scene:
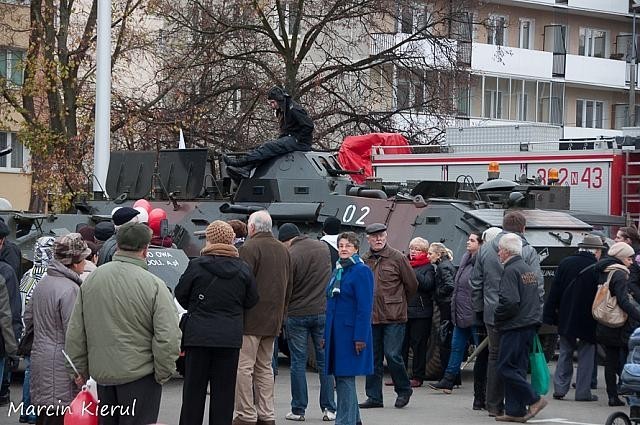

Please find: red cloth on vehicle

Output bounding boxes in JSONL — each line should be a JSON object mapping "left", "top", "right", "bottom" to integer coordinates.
{"left": 337, "top": 133, "right": 411, "bottom": 184}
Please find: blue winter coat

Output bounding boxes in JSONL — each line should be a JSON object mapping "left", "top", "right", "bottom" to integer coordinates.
{"left": 324, "top": 262, "right": 374, "bottom": 377}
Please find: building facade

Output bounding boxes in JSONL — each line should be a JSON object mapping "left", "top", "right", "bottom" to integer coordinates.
{"left": 0, "top": 0, "right": 32, "bottom": 210}
{"left": 383, "top": 0, "right": 639, "bottom": 140}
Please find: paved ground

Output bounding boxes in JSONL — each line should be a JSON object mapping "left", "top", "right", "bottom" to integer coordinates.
{"left": 0, "top": 360, "right": 630, "bottom": 425}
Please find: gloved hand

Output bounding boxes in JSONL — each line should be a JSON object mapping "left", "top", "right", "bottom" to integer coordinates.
{"left": 7, "top": 355, "right": 20, "bottom": 371}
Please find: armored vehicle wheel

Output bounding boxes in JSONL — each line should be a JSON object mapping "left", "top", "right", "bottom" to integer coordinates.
{"left": 605, "top": 411, "right": 632, "bottom": 425}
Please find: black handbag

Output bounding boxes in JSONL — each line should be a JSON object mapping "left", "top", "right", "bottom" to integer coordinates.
{"left": 17, "top": 328, "right": 34, "bottom": 357}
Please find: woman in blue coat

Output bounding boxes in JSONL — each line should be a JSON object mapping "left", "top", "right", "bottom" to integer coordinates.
{"left": 324, "top": 231, "right": 374, "bottom": 425}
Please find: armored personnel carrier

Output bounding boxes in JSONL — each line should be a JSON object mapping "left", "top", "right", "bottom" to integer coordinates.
{"left": 1, "top": 147, "right": 624, "bottom": 279}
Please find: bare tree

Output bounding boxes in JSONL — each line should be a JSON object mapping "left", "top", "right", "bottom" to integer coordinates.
{"left": 0, "top": 0, "right": 172, "bottom": 209}
{"left": 149, "top": 0, "right": 478, "bottom": 150}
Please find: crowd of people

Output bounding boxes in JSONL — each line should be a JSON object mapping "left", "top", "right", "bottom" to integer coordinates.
{"left": 1, "top": 204, "right": 640, "bottom": 425}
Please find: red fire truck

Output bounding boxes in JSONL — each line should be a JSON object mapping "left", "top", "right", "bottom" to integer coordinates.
{"left": 370, "top": 138, "right": 638, "bottom": 222}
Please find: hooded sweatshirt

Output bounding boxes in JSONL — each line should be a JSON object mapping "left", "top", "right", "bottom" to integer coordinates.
{"left": 20, "top": 236, "right": 55, "bottom": 315}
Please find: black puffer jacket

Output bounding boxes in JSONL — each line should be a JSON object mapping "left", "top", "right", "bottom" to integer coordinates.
{"left": 434, "top": 257, "right": 456, "bottom": 307}
{"left": 175, "top": 254, "right": 259, "bottom": 349}
{"left": 595, "top": 256, "right": 640, "bottom": 347}
{"left": 407, "top": 262, "right": 435, "bottom": 319}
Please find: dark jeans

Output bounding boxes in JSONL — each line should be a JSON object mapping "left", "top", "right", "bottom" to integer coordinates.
{"left": 180, "top": 346, "right": 240, "bottom": 425}
{"left": 445, "top": 326, "right": 478, "bottom": 376}
{"left": 241, "top": 136, "right": 311, "bottom": 167}
{"left": 335, "top": 376, "right": 361, "bottom": 425}
{"left": 98, "top": 374, "right": 161, "bottom": 425}
{"left": 365, "top": 323, "right": 411, "bottom": 403}
{"left": 497, "top": 327, "right": 540, "bottom": 418}
{"left": 286, "top": 314, "right": 336, "bottom": 415}
{"left": 604, "top": 345, "right": 627, "bottom": 399}
{"left": 473, "top": 326, "right": 489, "bottom": 404}
{"left": 438, "top": 303, "right": 452, "bottom": 377}
{"left": 486, "top": 324, "right": 505, "bottom": 414}
{"left": 402, "top": 317, "right": 432, "bottom": 381}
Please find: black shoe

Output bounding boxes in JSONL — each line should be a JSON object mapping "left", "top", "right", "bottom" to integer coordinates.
{"left": 552, "top": 393, "right": 564, "bottom": 400}
{"left": 226, "top": 165, "right": 252, "bottom": 180}
{"left": 0, "top": 387, "right": 9, "bottom": 407}
{"left": 358, "top": 399, "right": 383, "bottom": 409}
{"left": 473, "top": 399, "right": 486, "bottom": 410}
{"left": 394, "top": 390, "right": 412, "bottom": 408}
{"left": 609, "top": 396, "right": 625, "bottom": 406}
{"left": 428, "top": 373, "right": 455, "bottom": 394}
{"left": 575, "top": 395, "right": 598, "bottom": 402}
{"left": 222, "top": 154, "right": 244, "bottom": 166}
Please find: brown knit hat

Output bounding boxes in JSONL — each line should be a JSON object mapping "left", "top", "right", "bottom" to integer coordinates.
{"left": 206, "top": 220, "right": 235, "bottom": 245}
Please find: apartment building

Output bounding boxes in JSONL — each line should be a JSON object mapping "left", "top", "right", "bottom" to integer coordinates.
{"left": 381, "top": 0, "right": 640, "bottom": 140}
{"left": 0, "top": 0, "right": 32, "bottom": 210}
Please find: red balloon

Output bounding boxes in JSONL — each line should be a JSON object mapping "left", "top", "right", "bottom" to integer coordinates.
{"left": 133, "top": 199, "right": 153, "bottom": 214}
{"left": 148, "top": 208, "right": 167, "bottom": 236}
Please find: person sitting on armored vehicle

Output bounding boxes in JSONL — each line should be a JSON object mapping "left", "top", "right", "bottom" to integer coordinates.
{"left": 223, "top": 86, "right": 314, "bottom": 180}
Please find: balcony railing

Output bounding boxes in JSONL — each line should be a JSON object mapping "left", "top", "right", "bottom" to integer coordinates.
{"left": 471, "top": 43, "right": 553, "bottom": 79}
{"left": 369, "top": 33, "right": 456, "bottom": 68}
{"left": 565, "top": 54, "right": 627, "bottom": 88}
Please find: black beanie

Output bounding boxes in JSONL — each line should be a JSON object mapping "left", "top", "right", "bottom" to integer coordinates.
{"left": 278, "top": 223, "right": 300, "bottom": 242}
{"left": 322, "top": 217, "right": 341, "bottom": 235}
{"left": 267, "top": 86, "right": 289, "bottom": 102}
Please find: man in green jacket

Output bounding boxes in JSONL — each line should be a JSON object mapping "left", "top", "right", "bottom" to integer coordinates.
{"left": 65, "top": 223, "right": 181, "bottom": 425}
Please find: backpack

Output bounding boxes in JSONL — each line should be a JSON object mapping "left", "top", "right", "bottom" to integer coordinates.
{"left": 592, "top": 268, "right": 628, "bottom": 328}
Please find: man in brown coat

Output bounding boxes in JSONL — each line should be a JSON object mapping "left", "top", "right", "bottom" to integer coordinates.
{"left": 359, "top": 223, "right": 418, "bottom": 409}
{"left": 234, "top": 211, "right": 292, "bottom": 425}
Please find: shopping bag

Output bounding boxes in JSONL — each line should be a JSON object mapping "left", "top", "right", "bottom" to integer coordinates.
{"left": 64, "top": 386, "right": 99, "bottom": 425}
{"left": 529, "top": 334, "right": 550, "bottom": 396}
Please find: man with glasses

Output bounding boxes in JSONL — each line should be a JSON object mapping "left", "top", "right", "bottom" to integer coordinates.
{"left": 223, "top": 86, "right": 314, "bottom": 181}
{"left": 359, "top": 223, "right": 418, "bottom": 409}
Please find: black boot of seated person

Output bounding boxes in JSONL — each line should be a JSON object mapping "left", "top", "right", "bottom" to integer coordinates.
{"left": 226, "top": 165, "right": 252, "bottom": 180}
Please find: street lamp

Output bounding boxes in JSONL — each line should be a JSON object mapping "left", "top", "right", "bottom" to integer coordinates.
{"left": 630, "top": 0, "right": 640, "bottom": 127}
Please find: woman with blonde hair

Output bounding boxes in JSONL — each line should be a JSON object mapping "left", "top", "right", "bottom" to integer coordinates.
{"left": 400, "top": 237, "right": 435, "bottom": 387}
{"left": 427, "top": 242, "right": 456, "bottom": 383}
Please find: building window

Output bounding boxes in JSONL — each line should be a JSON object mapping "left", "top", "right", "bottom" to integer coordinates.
{"left": 0, "top": 49, "right": 25, "bottom": 86}
{"left": 487, "top": 15, "right": 507, "bottom": 46}
{"left": 398, "top": 2, "right": 430, "bottom": 34}
{"left": 0, "top": 132, "right": 24, "bottom": 169}
{"left": 395, "top": 67, "right": 425, "bottom": 111}
{"left": 518, "top": 19, "right": 534, "bottom": 49}
{"left": 271, "top": 1, "right": 300, "bottom": 39}
{"left": 576, "top": 99, "right": 604, "bottom": 128}
{"left": 470, "top": 75, "right": 564, "bottom": 124}
{"left": 227, "top": 89, "right": 242, "bottom": 114}
{"left": 452, "top": 11, "right": 473, "bottom": 42}
{"left": 579, "top": 28, "right": 607, "bottom": 58}
{"left": 613, "top": 104, "right": 640, "bottom": 129}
